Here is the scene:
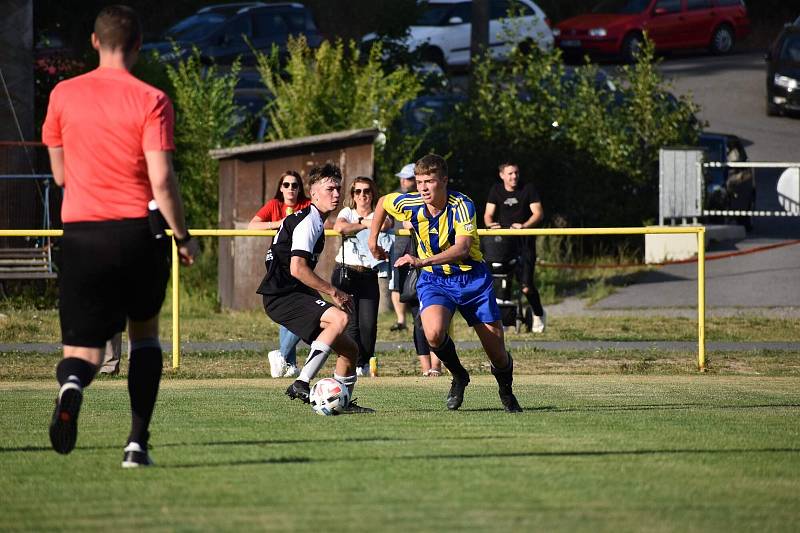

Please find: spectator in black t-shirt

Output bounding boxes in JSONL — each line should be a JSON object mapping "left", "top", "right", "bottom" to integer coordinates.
{"left": 484, "top": 162, "right": 546, "bottom": 332}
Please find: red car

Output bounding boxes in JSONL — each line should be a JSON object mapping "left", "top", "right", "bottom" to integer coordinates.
{"left": 554, "top": 0, "right": 751, "bottom": 62}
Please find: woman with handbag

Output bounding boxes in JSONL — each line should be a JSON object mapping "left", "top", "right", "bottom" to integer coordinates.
{"left": 332, "top": 177, "right": 392, "bottom": 377}
{"left": 249, "top": 170, "right": 311, "bottom": 378}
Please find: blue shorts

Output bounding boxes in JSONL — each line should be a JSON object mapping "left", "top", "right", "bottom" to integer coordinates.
{"left": 416, "top": 262, "right": 501, "bottom": 326}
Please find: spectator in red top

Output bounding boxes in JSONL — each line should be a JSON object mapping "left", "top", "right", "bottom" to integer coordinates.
{"left": 42, "top": 5, "right": 197, "bottom": 467}
{"left": 249, "top": 170, "right": 310, "bottom": 230}
{"left": 249, "top": 171, "right": 311, "bottom": 377}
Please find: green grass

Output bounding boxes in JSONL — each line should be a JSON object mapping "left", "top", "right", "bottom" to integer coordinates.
{"left": 2, "top": 308, "right": 799, "bottom": 344}
{"left": 2, "top": 376, "right": 799, "bottom": 532}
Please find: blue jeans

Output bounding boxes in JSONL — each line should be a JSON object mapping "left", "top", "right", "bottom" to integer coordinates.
{"left": 279, "top": 325, "right": 301, "bottom": 366}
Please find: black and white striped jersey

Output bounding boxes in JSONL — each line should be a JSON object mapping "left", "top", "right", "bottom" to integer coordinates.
{"left": 256, "top": 203, "right": 326, "bottom": 296}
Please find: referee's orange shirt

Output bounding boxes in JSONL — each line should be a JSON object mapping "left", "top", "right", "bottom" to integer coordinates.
{"left": 42, "top": 66, "right": 175, "bottom": 223}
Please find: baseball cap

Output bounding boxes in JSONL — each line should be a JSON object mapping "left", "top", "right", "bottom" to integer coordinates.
{"left": 395, "top": 163, "right": 415, "bottom": 180}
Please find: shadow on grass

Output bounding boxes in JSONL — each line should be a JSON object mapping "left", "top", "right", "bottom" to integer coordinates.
{"left": 164, "top": 446, "right": 800, "bottom": 469}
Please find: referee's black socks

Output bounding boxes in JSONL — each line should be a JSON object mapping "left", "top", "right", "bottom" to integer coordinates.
{"left": 127, "top": 340, "right": 163, "bottom": 447}
{"left": 56, "top": 357, "right": 96, "bottom": 388}
{"left": 431, "top": 335, "right": 469, "bottom": 382}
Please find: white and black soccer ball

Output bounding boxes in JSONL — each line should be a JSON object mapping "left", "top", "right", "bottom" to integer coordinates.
{"left": 310, "top": 378, "right": 350, "bottom": 416}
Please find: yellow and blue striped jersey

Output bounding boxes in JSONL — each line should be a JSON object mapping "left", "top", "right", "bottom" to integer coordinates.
{"left": 383, "top": 190, "right": 484, "bottom": 275}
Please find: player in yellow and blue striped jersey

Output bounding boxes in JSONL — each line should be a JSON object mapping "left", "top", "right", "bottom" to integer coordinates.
{"left": 368, "top": 154, "right": 522, "bottom": 413}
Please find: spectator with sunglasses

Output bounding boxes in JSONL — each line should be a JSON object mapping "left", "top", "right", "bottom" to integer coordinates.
{"left": 332, "top": 177, "right": 392, "bottom": 377}
{"left": 249, "top": 171, "right": 311, "bottom": 378}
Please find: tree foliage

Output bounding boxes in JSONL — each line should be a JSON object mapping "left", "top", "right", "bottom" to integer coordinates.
{"left": 448, "top": 35, "right": 702, "bottom": 228}
{"left": 164, "top": 47, "right": 242, "bottom": 229}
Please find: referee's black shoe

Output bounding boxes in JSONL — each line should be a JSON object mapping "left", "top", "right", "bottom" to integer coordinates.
{"left": 337, "top": 399, "right": 375, "bottom": 414}
{"left": 122, "top": 442, "right": 154, "bottom": 468}
{"left": 499, "top": 385, "right": 523, "bottom": 413}
{"left": 446, "top": 376, "right": 469, "bottom": 410}
{"left": 49, "top": 380, "right": 83, "bottom": 454}
{"left": 285, "top": 379, "right": 311, "bottom": 403}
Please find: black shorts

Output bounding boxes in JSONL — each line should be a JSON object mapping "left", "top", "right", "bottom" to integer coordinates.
{"left": 59, "top": 218, "right": 171, "bottom": 347}
{"left": 262, "top": 286, "right": 335, "bottom": 344}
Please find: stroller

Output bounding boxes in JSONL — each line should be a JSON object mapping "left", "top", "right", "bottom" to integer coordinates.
{"left": 480, "top": 234, "right": 533, "bottom": 333}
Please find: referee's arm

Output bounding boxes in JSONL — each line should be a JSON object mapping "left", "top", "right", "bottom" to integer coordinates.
{"left": 145, "top": 150, "right": 196, "bottom": 264}
{"left": 47, "top": 148, "right": 65, "bottom": 187}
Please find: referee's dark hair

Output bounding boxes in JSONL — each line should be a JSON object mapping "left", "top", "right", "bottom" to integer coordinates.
{"left": 94, "top": 5, "right": 142, "bottom": 54}
{"left": 498, "top": 161, "right": 518, "bottom": 172}
{"left": 308, "top": 163, "right": 343, "bottom": 187}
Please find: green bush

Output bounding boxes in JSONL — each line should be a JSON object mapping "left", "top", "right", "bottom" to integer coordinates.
{"left": 253, "top": 36, "right": 422, "bottom": 185}
{"left": 164, "top": 46, "right": 243, "bottom": 230}
{"left": 447, "top": 35, "right": 701, "bottom": 232}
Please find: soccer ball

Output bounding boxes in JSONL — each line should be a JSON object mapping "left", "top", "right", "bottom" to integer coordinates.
{"left": 310, "top": 378, "right": 350, "bottom": 416}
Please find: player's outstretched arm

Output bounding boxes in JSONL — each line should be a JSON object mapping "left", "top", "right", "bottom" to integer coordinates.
{"left": 395, "top": 235, "right": 472, "bottom": 269}
{"left": 145, "top": 150, "right": 196, "bottom": 265}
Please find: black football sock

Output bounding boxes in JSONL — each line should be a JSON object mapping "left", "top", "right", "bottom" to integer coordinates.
{"left": 127, "top": 342, "right": 163, "bottom": 447}
{"left": 431, "top": 335, "right": 469, "bottom": 382}
{"left": 56, "top": 357, "right": 96, "bottom": 388}
{"left": 491, "top": 353, "right": 514, "bottom": 389}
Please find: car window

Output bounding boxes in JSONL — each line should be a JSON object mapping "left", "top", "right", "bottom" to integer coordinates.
{"left": 220, "top": 15, "right": 252, "bottom": 45}
{"left": 490, "top": 0, "right": 509, "bottom": 20}
{"left": 283, "top": 10, "right": 315, "bottom": 32}
{"left": 655, "top": 0, "right": 681, "bottom": 13}
{"left": 713, "top": 0, "right": 743, "bottom": 6}
{"left": 779, "top": 35, "right": 800, "bottom": 63}
{"left": 166, "top": 13, "right": 228, "bottom": 41}
{"left": 416, "top": 2, "right": 471, "bottom": 26}
{"left": 253, "top": 12, "right": 288, "bottom": 38}
{"left": 687, "top": 0, "right": 713, "bottom": 10}
{"left": 592, "top": 0, "right": 651, "bottom": 14}
{"left": 449, "top": 3, "right": 473, "bottom": 23}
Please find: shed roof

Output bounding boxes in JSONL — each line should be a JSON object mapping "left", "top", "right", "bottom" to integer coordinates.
{"left": 209, "top": 128, "right": 379, "bottom": 160}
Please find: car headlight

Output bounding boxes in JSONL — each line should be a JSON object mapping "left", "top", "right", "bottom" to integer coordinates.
{"left": 552, "top": 28, "right": 561, "bottom": 37}
{"left": 774, "top": 74, "right": 799, "bottom": 90}
{"left": 588, "top": 28, "right": 607, "bottom": 37}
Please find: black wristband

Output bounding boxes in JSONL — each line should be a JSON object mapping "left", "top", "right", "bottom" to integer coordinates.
{"left": 358, "top": 217, "right": 364, "bottom": 225}
{"left": 174, "top": 231, "right": 192, "bottom": 246}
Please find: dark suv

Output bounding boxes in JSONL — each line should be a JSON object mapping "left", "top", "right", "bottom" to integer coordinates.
{"left": 765, "top": 25, "right": 800, "bottom": 116}
{"left": 142, "top": 2, "right": 322, "bottom": 65}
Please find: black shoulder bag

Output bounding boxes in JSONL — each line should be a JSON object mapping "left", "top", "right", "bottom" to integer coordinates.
{"left": 399, "top": 231, "right": 420, "bottom": 304}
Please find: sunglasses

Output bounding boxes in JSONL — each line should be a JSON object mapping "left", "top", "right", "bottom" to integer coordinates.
{"left": 352, "top": 188, "right": 372, "bottom": 195}
{"left": 282, "top": 182, "right": 299, "bottom": 190}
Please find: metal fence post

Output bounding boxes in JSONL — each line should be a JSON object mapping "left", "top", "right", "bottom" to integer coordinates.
{"left": 172, "top": 238, "right": 180, "bottom": 369}
{"left": 697, "top": 227, "right": 706, "bottom": 372}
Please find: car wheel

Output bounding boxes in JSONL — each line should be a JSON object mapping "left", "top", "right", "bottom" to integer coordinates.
{"left": 766, "top": 94, "right": 780, "bottom": 116}
{"left": 420, "top": 46, "right": 446, "bottom": 72}
{"left": 621, "top": 32, "right": 643, "bottom": 64}
{"left": 710, "top": 25, "right": 734, "bottom": 55}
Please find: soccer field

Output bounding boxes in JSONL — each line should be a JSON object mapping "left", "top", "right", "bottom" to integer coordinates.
{"left": 2, "top": 375, "right": 799, "bottom": 532}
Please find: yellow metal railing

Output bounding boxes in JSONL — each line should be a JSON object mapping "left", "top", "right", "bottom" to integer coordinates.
{"left": 0, "top": 226, "right": 707, "bottom": 371}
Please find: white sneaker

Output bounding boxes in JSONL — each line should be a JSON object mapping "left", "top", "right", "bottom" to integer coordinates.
{"left": 283, "top": 364, "right": 299, "bottom": 378}
{"left": 356, "top": 365, "right": 370, "bottom": 377}
{"left": 532, "top": 311, "right": 546, "bottom": 333}
{"left": 268, "top": 350, "right": 286, "bottom": 378}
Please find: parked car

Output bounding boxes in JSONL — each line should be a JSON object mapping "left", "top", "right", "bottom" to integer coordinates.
{"left": 142, "top": 2, "right": 322, "bottom": 65}
{"left": 765, "top": 25, "right": 800, "bottom": 116}
{"left": 363, "top": 0, "right": 554, "bottom": 71}
{"left": 554, "top": 0, "right": 751, "bottom": 63}
{"left": 699, "top": 132, "right": 755, "bottom": 228}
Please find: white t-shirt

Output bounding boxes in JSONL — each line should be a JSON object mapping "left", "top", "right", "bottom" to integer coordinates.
{"left": 336, "top": 206, "right": 376, "bottom": 268}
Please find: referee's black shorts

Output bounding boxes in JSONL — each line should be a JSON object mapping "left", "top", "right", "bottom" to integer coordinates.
{"left": 59, "top": 218, "right": 171, "bottom": 347}
{"left": 262, "top": 286, "right": 335, "bottom": 345}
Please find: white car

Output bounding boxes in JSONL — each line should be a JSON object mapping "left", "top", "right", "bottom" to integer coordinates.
{"left": 364, "top": 0, "right": 554, "bottom": 70}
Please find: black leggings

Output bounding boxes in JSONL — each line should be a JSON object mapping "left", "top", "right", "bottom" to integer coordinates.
{"left": 332, "top": 266, "right": 379, "bottom": 367}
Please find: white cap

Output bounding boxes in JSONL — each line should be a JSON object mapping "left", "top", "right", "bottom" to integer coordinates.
{"left": 395, "top": 163, "right": 415, "bottom": 180}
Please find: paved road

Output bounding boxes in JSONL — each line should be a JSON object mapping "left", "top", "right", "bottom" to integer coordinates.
{"left": 588, "top": 52, "right": 800, "bottom": 311}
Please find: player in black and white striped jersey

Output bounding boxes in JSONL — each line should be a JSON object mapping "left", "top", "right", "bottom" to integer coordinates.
{"left": 256, "top": 163, "right": 374, "bottom": 413}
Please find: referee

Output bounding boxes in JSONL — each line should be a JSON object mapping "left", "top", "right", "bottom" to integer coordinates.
{"left": 42, "top": 6, "right": 197, "bottom": 467}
